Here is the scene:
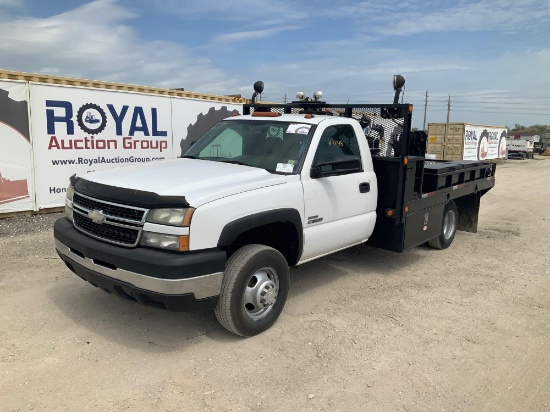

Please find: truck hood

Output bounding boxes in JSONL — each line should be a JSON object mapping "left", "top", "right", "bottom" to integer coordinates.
{"left": 82, "top": 159, "right": 288, "bottom": 206}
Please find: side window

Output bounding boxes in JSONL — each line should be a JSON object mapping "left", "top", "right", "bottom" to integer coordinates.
{"left": 199, "top": 128, "right": 243, "bottom": 158}
{"left": 314, "top": 125, "right": 361, "bottom": 164}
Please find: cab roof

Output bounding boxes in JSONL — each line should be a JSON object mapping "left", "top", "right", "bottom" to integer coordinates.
{"left": 225, "top": 112, "right": 351, "bottom": 126}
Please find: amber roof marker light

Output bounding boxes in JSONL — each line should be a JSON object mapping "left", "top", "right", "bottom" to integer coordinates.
{"left": 252, "top": 111, "right": 281, "bottom": 117}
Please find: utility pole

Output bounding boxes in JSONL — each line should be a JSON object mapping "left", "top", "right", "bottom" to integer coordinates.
{"left": 423, "top": 90, "right": 428, "bottom": 131}
{"left": 446, "top": 96, "right": 451, "bottom": 123}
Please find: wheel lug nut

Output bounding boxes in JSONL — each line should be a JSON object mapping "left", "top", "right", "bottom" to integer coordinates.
{"left": 261, "top": 291, "right": 266, "bottom": 296}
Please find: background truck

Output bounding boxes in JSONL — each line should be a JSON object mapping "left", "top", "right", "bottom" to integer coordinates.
{"left": 54, "top": 76, "right": 496, "bottom": 336}
{"left": 507, "top": 139, "right": 534, "bottom": 159}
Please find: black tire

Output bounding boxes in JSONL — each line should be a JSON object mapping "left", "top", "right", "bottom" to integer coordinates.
{"left": 215, "top": 244, "right": 289, "bottom": 337}
{"left": 428, "top": 200, "right": 458, "bottom": 250}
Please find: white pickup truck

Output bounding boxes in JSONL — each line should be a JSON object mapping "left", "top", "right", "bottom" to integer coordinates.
{"left": 54, "top": 77, "right": 496, "bottom": 336}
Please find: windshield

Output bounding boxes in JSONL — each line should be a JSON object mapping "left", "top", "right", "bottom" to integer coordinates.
{"left": 183, "top": 120, "right": 314, "bottom": 174}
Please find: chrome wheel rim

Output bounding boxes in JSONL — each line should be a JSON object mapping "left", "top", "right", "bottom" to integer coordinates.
{"left": 443, "top": 209, "right": 456, "bottom": 240}
{"left": 242, "top": 268, "right": 279, "bottom": 320}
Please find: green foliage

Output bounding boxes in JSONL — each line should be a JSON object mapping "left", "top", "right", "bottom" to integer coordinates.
{"left": 509, "top": 124, "right": 550, "bottom": 134}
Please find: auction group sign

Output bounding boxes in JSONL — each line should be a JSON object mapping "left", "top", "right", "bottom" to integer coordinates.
{"left": 0, "top": 80, "right": 241, "bottom": 213}
{"left": 462, "top": 125, "right": 507, "bottom": 161}
{"left": 30, "top": 84, "right": 174, "bottom": 208}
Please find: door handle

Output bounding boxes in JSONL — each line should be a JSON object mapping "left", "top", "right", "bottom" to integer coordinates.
{"left": 359, "top": 182, "right": 370, "bottom": 193}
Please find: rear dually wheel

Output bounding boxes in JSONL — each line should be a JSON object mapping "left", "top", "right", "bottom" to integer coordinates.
{"left": 428, "top": 200, "right": 458, "bottom": 250}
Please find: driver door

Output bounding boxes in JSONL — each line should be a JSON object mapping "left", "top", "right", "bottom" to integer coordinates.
{"left": 300, "top": 124, "right": 377, "bottom": 262}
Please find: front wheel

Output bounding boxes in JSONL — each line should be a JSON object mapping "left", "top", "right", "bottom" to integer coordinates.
{"left": 428, "top": 200, "right": 458, "bottom": 250}
{"left": 215, "top": 244, "right": 289, "bottom": 337}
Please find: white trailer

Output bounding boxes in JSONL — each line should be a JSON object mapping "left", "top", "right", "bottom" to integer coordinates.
{"left": 426, "top": 122, "right": 507, "bottom": 161}
{"left": 0, "top": 70, "right": 244, "bottom": 215}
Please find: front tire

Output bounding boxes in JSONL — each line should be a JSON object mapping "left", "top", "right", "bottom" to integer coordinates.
{"left": 215, "top": 244, "right": 289, "bottom": 337}
{"left": 428, "top": 200, "right": 458, "bottom": 250}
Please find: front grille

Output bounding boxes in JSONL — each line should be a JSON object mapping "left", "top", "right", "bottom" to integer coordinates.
{"left": 73, "top": 192, "right": 145, "bottom": 222}
{"left": 74, "top": 212, "right": 140, "bottom": 246}
{"left": 72, "top": 192, "right": 147, "bottom": 247}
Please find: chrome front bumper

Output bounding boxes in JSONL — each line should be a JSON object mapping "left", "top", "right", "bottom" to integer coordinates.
{"left": 55, "top": 239, "right": 223, "bottom": 300}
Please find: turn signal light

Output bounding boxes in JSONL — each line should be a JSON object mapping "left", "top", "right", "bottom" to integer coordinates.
{"left": 386, "top": 209, "right": 394, "bottom": 217}
{"left": 179, "top": 235, "right": 190, "bottom": 251}
{"left": 183, "top": 208, "right": 195, "bottom": 226}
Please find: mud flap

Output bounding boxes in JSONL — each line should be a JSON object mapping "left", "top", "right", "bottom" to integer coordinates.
{"left": 455, "top": 194, "right": 480, "bottom": 233}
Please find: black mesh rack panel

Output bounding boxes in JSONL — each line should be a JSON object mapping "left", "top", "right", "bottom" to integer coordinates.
{"left": 243, "top": 103, "right": 413, "bottom": 159}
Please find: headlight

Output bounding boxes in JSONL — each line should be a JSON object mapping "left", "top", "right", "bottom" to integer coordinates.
{"left": 141, "top": 232, "right": 189, "bottom": 251}
{"left": 146, "top": 208, "right": 194, "bottom": 227}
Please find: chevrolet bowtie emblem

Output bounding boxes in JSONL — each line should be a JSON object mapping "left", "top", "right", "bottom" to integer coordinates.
{"left": 88, "top": 209, "right": 106, "bottom": 224}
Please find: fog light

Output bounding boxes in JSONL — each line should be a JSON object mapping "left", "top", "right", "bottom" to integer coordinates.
{"left": 141, "top": 232, "right": 188, "bottom": 251}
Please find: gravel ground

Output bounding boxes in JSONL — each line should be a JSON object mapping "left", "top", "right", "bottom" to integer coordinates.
{"left": 1, "top": 158, "right": 549, "bottom": 411}
{"left": 0, "top": 212, "right": 61, "bottom": 238}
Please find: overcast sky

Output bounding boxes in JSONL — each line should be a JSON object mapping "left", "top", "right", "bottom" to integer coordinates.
{"left": 0, "top": 0, "right": 549, "bottom": 128}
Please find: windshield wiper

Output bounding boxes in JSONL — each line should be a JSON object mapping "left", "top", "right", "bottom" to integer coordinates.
{"left": 181, "top": 155, "right": 200, "bottom": 159}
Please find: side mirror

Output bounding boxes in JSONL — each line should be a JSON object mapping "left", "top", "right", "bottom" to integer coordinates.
{"left": 310, "top": 156, "right": 362, "bottom": 178}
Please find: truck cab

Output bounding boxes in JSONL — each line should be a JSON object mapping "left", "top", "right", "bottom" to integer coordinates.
{"left": 182, "top": 113, "right": 378, "bottom": 262}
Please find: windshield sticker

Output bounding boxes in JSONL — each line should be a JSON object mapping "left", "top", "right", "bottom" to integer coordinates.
{"left": 276, "top": 163, "right": 294, "bottom": 173}
{"left": 287, "top": 124, "right": 312, "bottom": 135}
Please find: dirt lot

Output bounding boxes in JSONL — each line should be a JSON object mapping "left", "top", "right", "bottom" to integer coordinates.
{"left": 1, "top": 158, "right": 549, "bottom": 412}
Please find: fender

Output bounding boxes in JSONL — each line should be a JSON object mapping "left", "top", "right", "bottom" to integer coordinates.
{"left": 217, "top": 209, "right": 303, "bottom": 263}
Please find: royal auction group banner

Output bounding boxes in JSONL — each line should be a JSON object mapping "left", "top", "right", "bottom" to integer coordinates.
{"left": 0, "top": 80, "right": 33, "bottom": 213}
{"left": 0, "top": 79, "right": 241, "bottom": 214}
{"left": 462, "top": 125, "right": 507, "bottom": 161}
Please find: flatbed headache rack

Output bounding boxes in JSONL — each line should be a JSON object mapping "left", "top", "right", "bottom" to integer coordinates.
{"left": 244, "top": 101, "right": 496, "bottom": 252}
